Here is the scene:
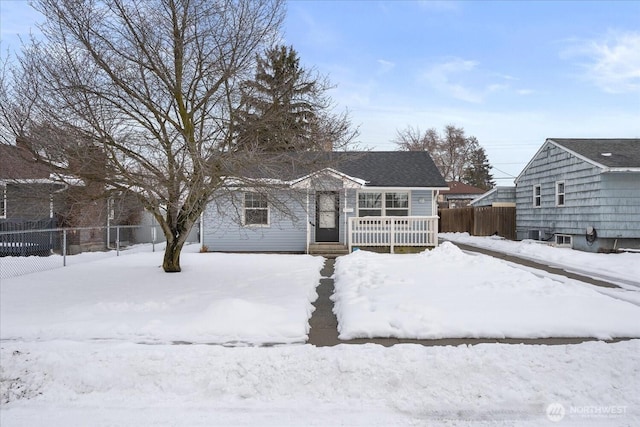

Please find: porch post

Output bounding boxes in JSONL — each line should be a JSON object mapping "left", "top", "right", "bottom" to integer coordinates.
{"left": 343, "top": 187, "right": 348, "bottom": 245}
{"left": 305, "top": 188, "right": 310, "bottom": 254}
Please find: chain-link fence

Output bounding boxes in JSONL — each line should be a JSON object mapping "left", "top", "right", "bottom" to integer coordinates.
{"left": 0, "top": 224, "right": 199, "bottom": 280}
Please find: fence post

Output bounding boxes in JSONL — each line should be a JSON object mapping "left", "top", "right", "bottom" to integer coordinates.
{"left": 116, "top": 226, "right": 120, "bottom": 256}
{"left": 152, "top": 225, "right": 156, "bottom": 253}
{"left": 390, "top": 219, "right": 395, "bottom": 254}
{"left": 63, "top": 229, "right": 67, "bottom": 267}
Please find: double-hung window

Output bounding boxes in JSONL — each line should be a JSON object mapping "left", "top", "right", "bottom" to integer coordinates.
{"left": 244, "top": 192, "right": 269, "bottom": 226}
{"left": 533, "top": 184, "right": 541, "bottom": 208}
{"left": 385, "top": 192, "right": 409, "bottom": 216}
{"left": 358, "top": 192, "right": 382, "bottom": 216}
{"left": 556, "top": 181, "right": 565, "bottom": 207}
{"left": 358, "top": 191, "right": 409, "bottom": 216}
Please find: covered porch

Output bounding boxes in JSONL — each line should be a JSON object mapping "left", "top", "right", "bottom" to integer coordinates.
{"left": 348, "top": 216, "right": 439, "bottom": 253}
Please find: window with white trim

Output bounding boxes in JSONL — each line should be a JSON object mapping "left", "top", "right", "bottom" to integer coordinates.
{"left": 358, "top": 192, "right": 382, "bottom": 216}
{"left": 244, "top": 192, "right": 269, "bottom": 226}
{"left": 0, "top": 186, "right": 6, "bottom": 218}
{"left": 358, "top": 191, "right": 409, "bottom": 216}
{"left": 555, "top": 234, "right": 572, "bottom": 247}
{"left": 385, "top": 192, "right": 409, "bottom": 216}
{"left": 533, "top": 184, "right": 541, "bottom": 207}
{"left": 556, "top": 181, "right": 565, "bottom": 206}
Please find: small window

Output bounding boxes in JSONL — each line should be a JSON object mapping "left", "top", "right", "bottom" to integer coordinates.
{"left": 244, "top": 192, "right": 269, "bottom": 226}
{"left": 533, "top": 185, "right": 541, "bottom": 207}
{"left": 556, "top": 181, "right": 565, "bottom": 206}
{"left": 555, "top": 234, "right": 572, "bottom": 247}
{"left": 358, "top": 192, "right": 382, "bottom": 216}
{"left": 385, "top": 192, "right": 409, "bottom": 216}
{"left": 0, "top": 186, "right": 6, "bottom": 218}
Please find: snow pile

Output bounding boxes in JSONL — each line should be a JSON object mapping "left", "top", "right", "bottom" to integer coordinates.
{"left": 332, "top": 243, "right": 640, "bottom": 340}
{"left": 2, "top": 340, "right": 639, "bottom": 426}
{"left": 440, "top": 232, "right": 640, "bottom": 286}
{"left": 0, "top": 251, "right": 324, "bottom": 345}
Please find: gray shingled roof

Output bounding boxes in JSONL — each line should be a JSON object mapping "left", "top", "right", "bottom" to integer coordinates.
{"left": 331, "top": 151, "right": 447, "bottom": 187}
{"left": 549, "top": 138, "right": 640, "bottom": 168}
{"left": 237, "top": 151, "right": 447, "bottom": 188}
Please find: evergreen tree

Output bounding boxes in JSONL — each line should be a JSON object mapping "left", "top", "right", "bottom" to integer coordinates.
{"left": 462, "top": 145, "right": 495, "bottom": 190}
{"left": 235, "top": 45, "right": 327, "bottom": 151}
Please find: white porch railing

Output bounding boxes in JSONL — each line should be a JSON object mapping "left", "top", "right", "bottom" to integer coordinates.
{"left": 348, "top": 216, "right": 439, "bottom": 253}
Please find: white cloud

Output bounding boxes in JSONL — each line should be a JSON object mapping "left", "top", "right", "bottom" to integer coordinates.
{"left": 563, "top": 31, "right": 640, "bottom": 93}
{"left": 422, "top": 58, "right": 484, "bottom": 103}
{"left": 376, "top": 59, "right": 395, "bottom": 74}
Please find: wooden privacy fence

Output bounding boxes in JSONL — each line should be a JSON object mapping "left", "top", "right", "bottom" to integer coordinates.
{"left": 439, "top": 206, "right": 516, "bottom": 240}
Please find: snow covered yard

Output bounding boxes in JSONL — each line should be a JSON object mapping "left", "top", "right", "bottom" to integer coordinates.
{"left": 1, "top": 246, "right": 640, "bottom": 425}
{"left": 332, "top": 243, "right": 640, "bottom": 340}
{"left": 0, "top": 247, "right": 324, "bottom": 345}
{"left": 2, "top": 340, "right": 639, "bottom": 426}
{"left": 440, "top": 232, "right": 640, "bottom": 287}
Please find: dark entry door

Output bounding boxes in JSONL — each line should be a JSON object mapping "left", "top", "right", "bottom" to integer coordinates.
{"left": 316, "top": 192, "right": 339, "bottom": 242}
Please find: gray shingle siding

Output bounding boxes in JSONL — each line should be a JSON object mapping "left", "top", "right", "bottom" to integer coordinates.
{"left": 516, "top": 139, "right": 640, "bottom": 251}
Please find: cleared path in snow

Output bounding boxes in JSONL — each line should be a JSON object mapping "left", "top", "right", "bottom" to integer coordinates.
{"left": 306, "top": 253, "right": 635, "bottom": 347}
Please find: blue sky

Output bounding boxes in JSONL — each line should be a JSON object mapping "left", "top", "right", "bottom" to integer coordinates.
{"left": 2, "top": 1, "right": 639, "bottom": 184}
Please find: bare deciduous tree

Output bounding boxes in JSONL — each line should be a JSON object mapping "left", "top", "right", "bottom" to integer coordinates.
{"left": 393, "top": 124, "right": 491, "bottom": 185}
{"left": 0, "top": 0, "right": 289, "bottom": 272}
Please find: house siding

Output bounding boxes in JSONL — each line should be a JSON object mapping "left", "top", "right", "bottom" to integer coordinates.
{"left": 599, "top": 173, "right": 640, "bottom": 238}
{"left": 516, "top": 141, "right": 640, "bottom": 251}
{"left": 203, "top": 190, "right": 308, "bottom": 252}
{"left": 516, "top": 142, "right": 602, "bottom": 240}
{"left": 203, "top": 188, "right": 438, "bottom": 252}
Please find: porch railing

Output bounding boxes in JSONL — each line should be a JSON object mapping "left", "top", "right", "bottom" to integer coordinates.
{"left": 348, "top": 216, "right": 439, "bottom": 253}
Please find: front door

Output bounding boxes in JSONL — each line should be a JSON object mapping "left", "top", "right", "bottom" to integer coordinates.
{"left": 316, "top": 192, "right": 339, "bottom": 242}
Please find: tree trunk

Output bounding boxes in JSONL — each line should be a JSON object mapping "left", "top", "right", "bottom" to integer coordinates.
{"left": 163, "top": 236, "right": 185, "bottom": 273}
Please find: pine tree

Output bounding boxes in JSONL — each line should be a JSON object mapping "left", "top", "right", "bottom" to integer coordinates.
{"left": 235, "top": 45, "right": 325, "bottom": 151}
{"left": 462, "top": 146, "right": 494, "bottom": 190}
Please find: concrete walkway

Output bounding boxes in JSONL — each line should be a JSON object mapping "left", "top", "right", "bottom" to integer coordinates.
{"left": 306, "top": 245, "right": 633, "bottom": 347}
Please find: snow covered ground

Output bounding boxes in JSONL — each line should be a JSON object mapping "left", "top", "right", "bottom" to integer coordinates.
{"left": 332, "top": 242, "right": 640, "bottom": 340}
{"left": 2, "top": 340, "right": 639, "bottom": 426}
{"left": 2, "top": 243, "right": 640, "bottom": 425}
{"left": 440, "top": 232, "right": 640, "bottom": 287}
{"left": 1, "top": 246, "right": 323, "bottom": 345}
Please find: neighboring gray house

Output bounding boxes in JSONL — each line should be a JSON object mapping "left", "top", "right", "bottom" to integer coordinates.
{"left": 515, "top": 138, "right": 640, "bottom": 252}
{"left": 202, "top": 151, "right": 447, "bottom": 255}
{"left": 470, "top": 186, "right": 516, "bottom": 208}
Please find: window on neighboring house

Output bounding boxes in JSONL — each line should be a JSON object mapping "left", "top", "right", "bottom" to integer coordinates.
{"left": 358, "top": 191, "right": 409, "bottom": 216}
{"left": 244, "top": 192, "right": 269, "bottom": 226}
{"left": 0, "top": 186, "right": 6, "bottom": 218}
{"left": 555, "top": 234, "right": 572, "bottom": 247}
{"left": 556, "top": 181, "right": 565, "bottom": 206}
{"left": 533, "top": 184, "right": 541, "bottom": 207}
